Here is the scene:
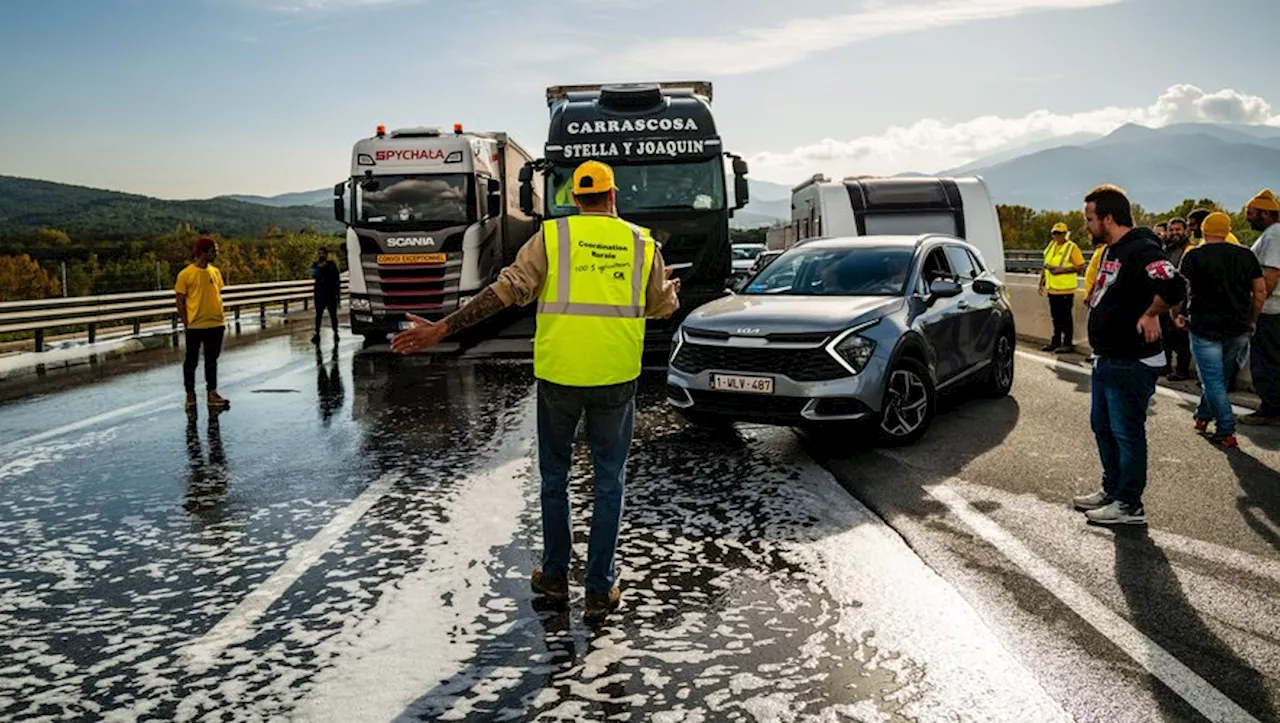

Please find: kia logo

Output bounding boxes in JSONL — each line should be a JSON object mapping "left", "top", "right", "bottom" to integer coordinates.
{"left": 735, "top": 328, "right": 762, "bottom": 335}
{"left": 386, "top": 236, "right": 435, "bottom": 248}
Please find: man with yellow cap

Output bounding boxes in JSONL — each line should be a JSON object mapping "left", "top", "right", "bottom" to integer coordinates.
{"left": 1241, "top": 188, "right": 1280, "bottom": 425}
{"left": 1173, "top": 212, "right": 1265, "bottom": 447}
{"left": 1037, "top": 221, "right": 1085, "bottom": 353}
{"left": 390, "top": 159, "right": 682, "bottom": 621}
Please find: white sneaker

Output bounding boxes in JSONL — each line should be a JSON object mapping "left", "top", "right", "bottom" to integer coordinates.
{"left": 1072, "top": 489, "right": 1113, "bottom": 511}
{"left": 1085, "top": 500, "right": 1146, "bottom": 526}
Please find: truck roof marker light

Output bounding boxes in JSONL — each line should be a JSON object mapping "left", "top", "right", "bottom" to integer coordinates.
{"left": 454, "top": 123, "right": 463, "bottom": 135}
{"left": 376, "top": 125, "right": 386, "bottom": 137}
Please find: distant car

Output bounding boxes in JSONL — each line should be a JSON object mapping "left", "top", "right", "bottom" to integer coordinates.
{"left": 731, "top": 243, "right": 767, "bottom": 278}
{"left": 667, "top": 234, "right": 1016, "bottom": 445}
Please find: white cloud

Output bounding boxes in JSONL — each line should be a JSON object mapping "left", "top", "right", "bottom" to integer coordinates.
{"left": 595, "top": 0, "right": 1123, "bottom": 77}
{"left": 748, "top": 84, "right": 1280, "bottom": 183}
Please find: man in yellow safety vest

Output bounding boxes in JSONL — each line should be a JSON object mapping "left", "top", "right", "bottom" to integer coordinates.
{"left": 391, "top": 159, "right": 681, "bottom": 623}
{"left": 1038, "top": 222, "right": 1086, "bottom": 353}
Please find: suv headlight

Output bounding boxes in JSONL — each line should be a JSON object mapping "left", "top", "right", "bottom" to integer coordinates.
{"left": 349, "top": 297, "right": 372, "bottom": 312}
{"left": 827, "top": 325, "right": 878, "bottom": 375}
{"left": 670, "top": 328, "right": 684, "bottom": 363}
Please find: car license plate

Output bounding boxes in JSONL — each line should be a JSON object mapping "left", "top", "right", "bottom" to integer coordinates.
{"left": 377, "top": 253, "right": 447, "bottom": 264}
{"left": 712, "top": 374, "right": 774, "bottom": 394}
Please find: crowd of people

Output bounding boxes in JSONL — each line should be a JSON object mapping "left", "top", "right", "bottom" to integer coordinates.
{"left": 1039, "top": 186, "right": 1280, "bottom": 526}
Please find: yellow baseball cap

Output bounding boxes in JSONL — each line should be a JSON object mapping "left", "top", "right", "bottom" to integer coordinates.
{"left": 1051, "top": 222, "right": 1069, "bottom": 234}
{"left": 572, "top": 160, "right": 617, "bottom": 196}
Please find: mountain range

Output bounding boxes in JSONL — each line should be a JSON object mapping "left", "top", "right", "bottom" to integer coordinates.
{"left": 0, "top": 175, "right": 342, "bottom": 241}
{"left": 5, "top": 121, "right": 1277, "bottom": 241}
{"left": 219, "top": 122, "right": 1280, "bottom": 226}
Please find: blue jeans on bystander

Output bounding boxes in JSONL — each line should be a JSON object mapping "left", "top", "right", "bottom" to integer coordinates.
{"left": 1090, "top": 357, "right": 1159, "bottom": 507}
{"left": 1190, "top": 332, "right": 1250, "bottom": 435}
{"left": 536, "top": 378, "right": 636, "bottom": 594}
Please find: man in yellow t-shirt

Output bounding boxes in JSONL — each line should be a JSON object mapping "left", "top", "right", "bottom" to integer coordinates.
{"left": 175, "top": 237, "right": 230, "bottom": 411}
{"left": 1038, "top": 222, "right": 1086, "bottom": 352}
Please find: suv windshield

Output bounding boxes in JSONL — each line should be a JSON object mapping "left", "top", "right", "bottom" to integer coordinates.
{"left": 743, "top": 246, "right": 914, "bottom": 297}
{"left": 546, "top": 158, "right": 725, "bottom": 216}
{"left": 356, "top": 174, "right": 472, "bottom": 229}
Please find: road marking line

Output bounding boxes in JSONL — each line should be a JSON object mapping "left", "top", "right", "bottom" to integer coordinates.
{"left": 180, "top": 470, "right": 404, "bottom": 669}
{"left": 0, "top": 356, "right": 319, "bottom": 456}
{"left": 180, "top": 391, "right": 538, "bottom": 671}
{"left": 876, "top": 450, "right": 1261, "bottom": 723}
{"left": 1015, "top": 350, "right": 1253, "bottom": 415}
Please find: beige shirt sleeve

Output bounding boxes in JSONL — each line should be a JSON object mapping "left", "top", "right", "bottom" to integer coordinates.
{"left": 490, "top": 230, "right": 549, "bottom": 308}
{"left": 644, "top": 247, "right": 680, "bottom": 319}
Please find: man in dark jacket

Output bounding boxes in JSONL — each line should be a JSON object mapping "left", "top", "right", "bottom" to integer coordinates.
{"left": 1072, "top": 185, "right": 1185, "bottom": 526}
{"left": 311, "top": 247, "right": 341, "bottom": 344}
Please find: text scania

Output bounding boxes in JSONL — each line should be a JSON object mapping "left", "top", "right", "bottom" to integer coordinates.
{"left": 566, "top": 118, "right": 700, "bottom": 135}
{"left": 375, "top": 149, "right": 445, "bottom": 162}
{"left": 562, "top": 140, "right": 708, "bottom": 160}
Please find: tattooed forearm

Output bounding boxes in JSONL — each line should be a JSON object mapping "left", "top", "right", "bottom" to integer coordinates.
{"left": 442, "top": 286, "right": 509, "bottom": 336}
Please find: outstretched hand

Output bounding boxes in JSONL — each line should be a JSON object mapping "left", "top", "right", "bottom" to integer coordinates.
{"left": 390, "top": 314, "right": 449, "bottom": 354}
{"left": 665, "top": 266, "right": 682, "bottom": 295}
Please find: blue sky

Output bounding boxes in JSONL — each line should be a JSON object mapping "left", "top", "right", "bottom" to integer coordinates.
{"left": 0, "top": 0, "right": 1276, "bottom": 199}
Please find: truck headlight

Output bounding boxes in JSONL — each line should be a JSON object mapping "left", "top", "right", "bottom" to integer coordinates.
{"left": 826, "top": 323, "right": 878, "bottom": 375}
{"left": 349, "top": 297, "right": 371, "bottom": 312}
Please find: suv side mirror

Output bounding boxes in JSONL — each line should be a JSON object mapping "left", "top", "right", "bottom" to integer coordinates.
{"left": 332, "top": 181, "right": 347, "bottom": 224}
{"left": 972, "top": 278, "right": 999, "bottom": 296}
{"left": 518, "top": 163, "right": 536, "bottom": 216}
{"left": 929, "top": 278, "right": 963, "bottom": 300}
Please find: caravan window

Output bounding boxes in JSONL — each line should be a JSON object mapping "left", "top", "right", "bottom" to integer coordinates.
{"left": 863, "top": 212, "right": 958, "bottom": 236}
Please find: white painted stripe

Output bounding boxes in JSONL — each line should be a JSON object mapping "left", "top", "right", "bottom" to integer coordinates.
{"left": 180, "top": 471, "right": 404, "bottom": 669}
{"left": 881, "top": 457, "right": 1261, "bottom": 723}
{"left": 0, "top": 355, "right": 320, "bottom": 456}
{"left": 1015, "top": 350, "right": 1253, "bottom": 416}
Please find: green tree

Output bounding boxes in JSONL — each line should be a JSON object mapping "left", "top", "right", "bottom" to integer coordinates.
{"left": 0, "top": 254, "right": 62, "bottom": 301}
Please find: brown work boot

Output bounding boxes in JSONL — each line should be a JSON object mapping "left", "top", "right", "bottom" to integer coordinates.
{"left": 584, "top": 586, "right": 621, "bottom": 624}
{"left": 185, "top": 393, "right": 198, "bottom": 411}
{"left": 531, "top": 569, "right": 568, "bottom": 601}
{"left": 207, "top": 392, "right": 230, "bottom": 409}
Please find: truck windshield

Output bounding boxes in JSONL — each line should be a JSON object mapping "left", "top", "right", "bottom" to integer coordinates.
{"left": 545, "top": 158, "right": 725, "bottom": 216}
{"left": 356, "top": 174, "right": 472, "bottom": 229}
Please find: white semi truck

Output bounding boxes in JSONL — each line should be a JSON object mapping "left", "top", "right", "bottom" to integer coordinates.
{"left": 332, "top": 124, "right": 542, "bottom": 346}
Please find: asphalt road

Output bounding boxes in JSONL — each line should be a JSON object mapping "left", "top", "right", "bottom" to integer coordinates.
{"left": 0, "top": 329, "right": 1276, "bottom": 722}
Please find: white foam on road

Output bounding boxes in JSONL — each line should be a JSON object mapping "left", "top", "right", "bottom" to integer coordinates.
{"left": 876, "top": 448, "right": 1262, "bottom": 723}
{"left": 179, "top": 470, "right": 406, "bottom": 669}
{"left": 292, "top": 399, "right": 536, "bottom": 722}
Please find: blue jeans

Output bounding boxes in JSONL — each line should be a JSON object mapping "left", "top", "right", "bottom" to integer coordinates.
{"left": 536, "top": 378, "right": 636, "bottom": 593}
{"left": 1090, "top": 357, "right": 1158, "bottom": 506}
{"left": 1191, "top": 333, "right": 1249, "bottom": 434}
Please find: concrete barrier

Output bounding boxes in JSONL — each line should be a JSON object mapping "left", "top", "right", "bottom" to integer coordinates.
{"left": 1005, "top": 273, "right": 1255, "bottom": 391}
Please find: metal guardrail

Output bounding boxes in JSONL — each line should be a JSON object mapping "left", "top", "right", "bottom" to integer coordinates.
{"left": 1005, "top": 249, "right": 1044, "bottom": 274}
{"left": 1, "top": 275, "right": 349, "bottom": 352}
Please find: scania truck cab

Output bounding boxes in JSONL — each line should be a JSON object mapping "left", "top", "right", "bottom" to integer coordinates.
{"left": 333, "top": 124, "right": 541, "bottom": 346}
{"left": 518, "top": 81, "right": 750, "bottom": 345}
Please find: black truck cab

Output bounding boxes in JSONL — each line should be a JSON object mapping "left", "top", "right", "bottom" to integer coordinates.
{"left": 520, "top": 82, "right": 750, "bottom": 341}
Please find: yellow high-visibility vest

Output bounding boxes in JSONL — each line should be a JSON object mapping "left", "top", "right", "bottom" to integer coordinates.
{"left": 535, "top": 215, "right": 656, "bottom": 387}
{"left": 1043, "top": 239, "right": 1080, "bottom": 293}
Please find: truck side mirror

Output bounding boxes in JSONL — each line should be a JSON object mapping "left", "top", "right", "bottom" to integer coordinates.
{"left": 730, "top": 155, "right": 749, "bottom": 211}
{"left": 332, "top": 181, "right": 347, "bottom": 224}
{"left": 518, "top": 163, "right": 536, "bottom": 217}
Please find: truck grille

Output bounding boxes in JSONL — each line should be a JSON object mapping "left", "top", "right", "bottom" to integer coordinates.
{"left": 365, "top": 256, "right": 462, "bottom": 313}
{"left": 672, "top": 343, "right": 850, "bottom": 382}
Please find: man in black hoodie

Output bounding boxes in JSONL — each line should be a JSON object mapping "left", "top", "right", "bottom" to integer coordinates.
{"left": 1072, "top": 185, "right": 1185, "bottom": 526}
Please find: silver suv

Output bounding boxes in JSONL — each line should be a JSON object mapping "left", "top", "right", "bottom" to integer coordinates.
{"left": 666, "top": 234, "right": 1016, "bottom": 445}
